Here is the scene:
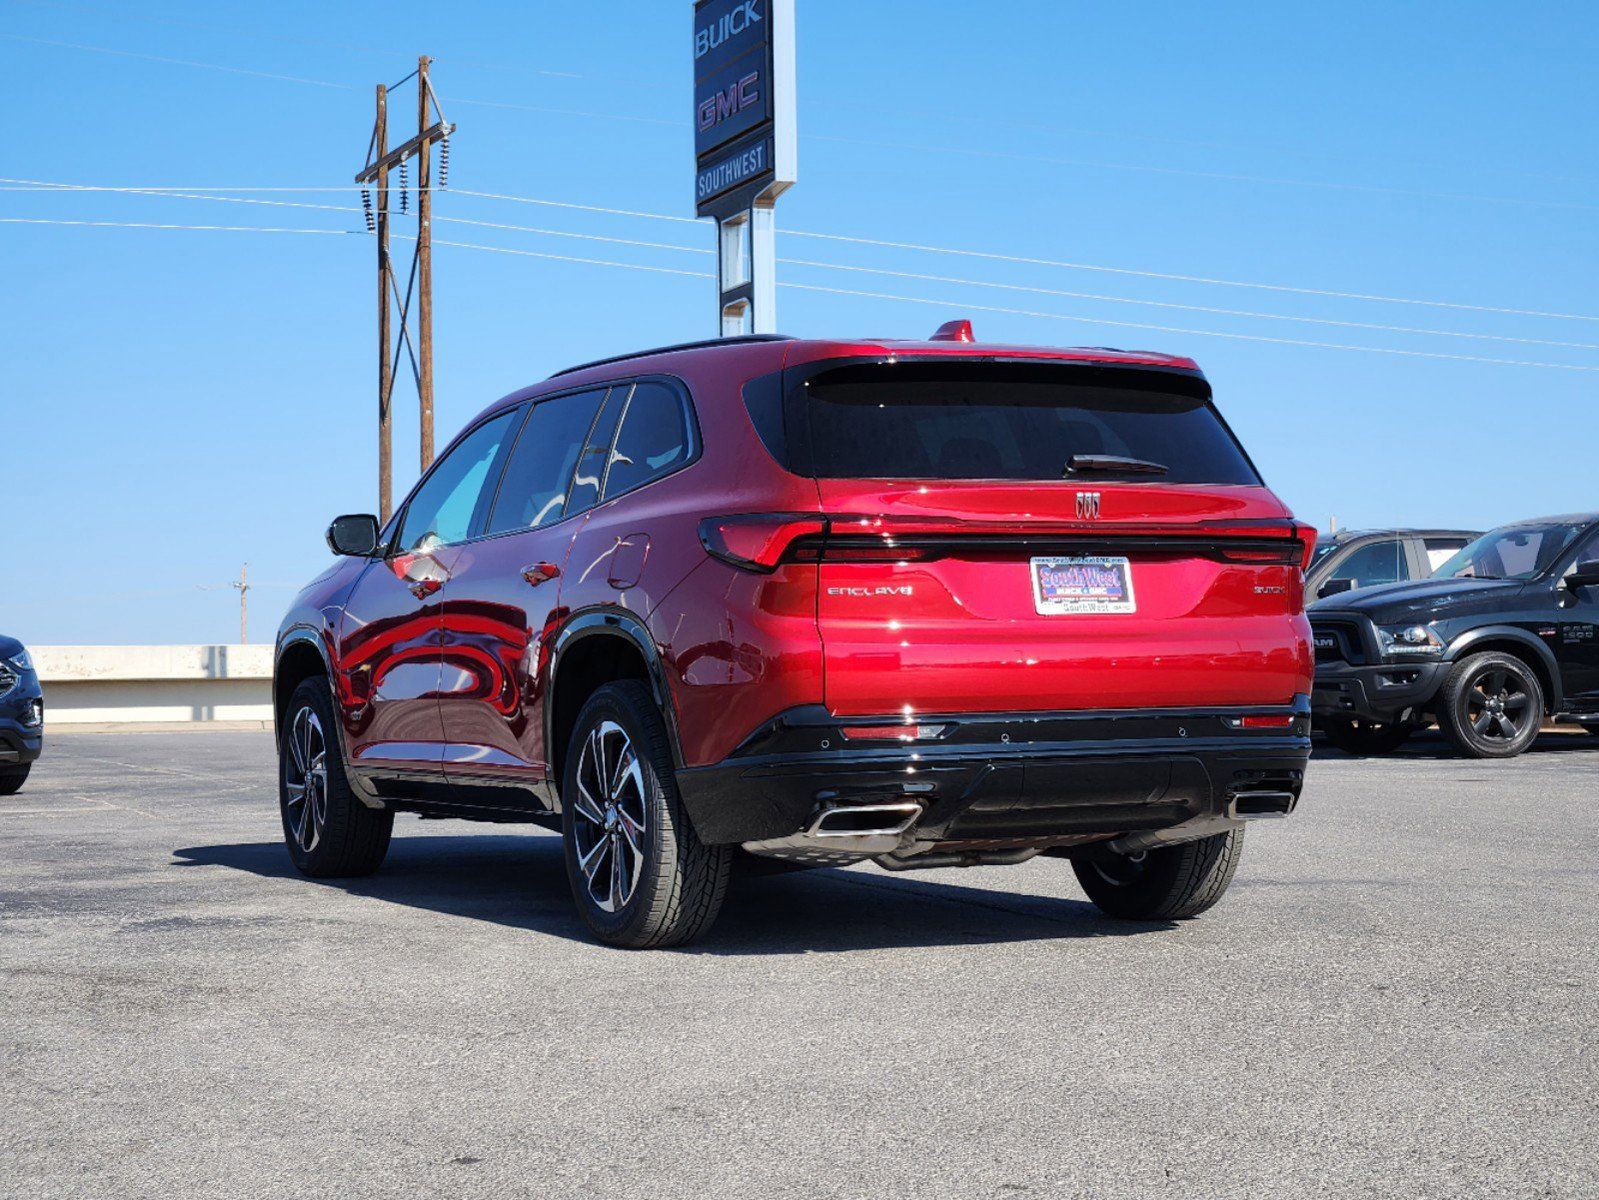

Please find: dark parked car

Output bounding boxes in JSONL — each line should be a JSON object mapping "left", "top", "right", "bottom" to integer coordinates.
{"left": 276, "top": 330, "right": 1316, "bottom": 947}
{"left": 1307, "top": 528, "right": 1479, "bottom": 601}
{"left": 0, "top": 635, "right": 43, "bottom": 794}
{"left": 1310, "top": 514, "right": 1599, "bottom": 757}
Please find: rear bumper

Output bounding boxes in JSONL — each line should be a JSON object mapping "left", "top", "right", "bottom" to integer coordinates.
{"left": 1311, "top": 660, "right": 1447, "bottom": 724}
{"left": 674, "top": 699, "right": 1311, "bottom": 847}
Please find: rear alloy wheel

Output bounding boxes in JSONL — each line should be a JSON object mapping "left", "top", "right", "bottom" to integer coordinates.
{"left": 1320, "top": 716, "right": 1415, "bottom": 756}
{"left": 561, "top": 681, "right": 730, "bottom": 948}
{"left": 1435, "top": 651, "right": 1544, "bottom": 759}
{"left": 0, "top": 765, "right": 30, "bottom": 795}
{"left": 1072, "top": 829, "right": 1245, "bottom": 921}
{"left": 278, "top": 677, "right": 393, "bottom": 877}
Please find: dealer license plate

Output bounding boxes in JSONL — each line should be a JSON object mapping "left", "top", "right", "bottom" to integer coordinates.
{"left": 1031, "top": 556, "right": 1136, "bottom": 615}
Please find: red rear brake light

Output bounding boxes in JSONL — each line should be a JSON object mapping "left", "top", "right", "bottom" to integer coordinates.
{"left": 1292, "top": 521, "right": 1317, "bottom": 572}
{"left": 1217, "top": 544, "right": 1303, "bottom": 564}
{"left": 699, "top": 514, "right": 825, "bottom": 573}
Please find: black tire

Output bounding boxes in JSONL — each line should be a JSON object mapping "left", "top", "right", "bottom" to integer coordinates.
{"left": 560, "top": 680, "right": 730, "bottom": 949}
{"left": 1072, "top": 829, "right": 1245, "bottom": 921}
{"left": 0, "top": 765, "right": 29, "bottom": 795}
{"left": 278, "top": 677, "right": 393, "bottom": 877}
{"left": 1435, "top": 651, "right": 1544, "bottom": 759}
{"left": 1320, "top": 716, "right": 1415, "bottom": 756}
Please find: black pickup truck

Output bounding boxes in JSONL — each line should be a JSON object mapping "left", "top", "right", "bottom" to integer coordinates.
{"left": 1310, "top": 514, "right": 1599, "bottom": 758}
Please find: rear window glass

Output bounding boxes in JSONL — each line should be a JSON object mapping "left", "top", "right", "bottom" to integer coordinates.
{"left": 793, "top": 363, "right": 1260, "bottom": 485}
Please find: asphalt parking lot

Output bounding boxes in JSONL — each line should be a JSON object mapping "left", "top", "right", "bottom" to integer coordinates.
{"left": 2, "top": 728, "right": 1596, "bottom": 1199}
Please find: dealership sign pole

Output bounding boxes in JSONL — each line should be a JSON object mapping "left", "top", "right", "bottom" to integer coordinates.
{"left": 693, "top": 0, "right": 796, "bottom": 336}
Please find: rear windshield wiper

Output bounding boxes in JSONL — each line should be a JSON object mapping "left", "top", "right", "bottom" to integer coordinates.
{"left": 1064, "top": 454, "right": 1169, "bottom": 477}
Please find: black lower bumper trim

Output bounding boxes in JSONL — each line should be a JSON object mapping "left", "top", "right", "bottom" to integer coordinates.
{"left": 0, "top": 723, "right": 44, "bottom": 765}
{"left": 1312, "top": 661, "right": 1447, "bottom": 724}
{"left": 676, "top": 705, "right": 1310, "bottom": 846}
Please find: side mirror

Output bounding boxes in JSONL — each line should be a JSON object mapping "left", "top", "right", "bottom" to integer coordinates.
{"left": 1318, "top": 578, "right": 1356, "bottom": 598}
{"left": 326, "top": 513, "right": 380, "bottom": 557}
{"left": 1567, "top": 559, "right": 1599, "bottom": 589}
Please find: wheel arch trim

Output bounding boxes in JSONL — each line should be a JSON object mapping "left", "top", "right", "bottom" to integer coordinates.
{"left": 546, "top": 606, "right": 686, "bottom": 772}
{"left": 1446, "top": 625, "right": 1562, "bottom": 710}
{"left": 273, "top": 626, "right": 384, "bottom": 806}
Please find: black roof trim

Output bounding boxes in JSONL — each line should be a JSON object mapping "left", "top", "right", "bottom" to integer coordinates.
{"left": 548, "top": 334, "right": 794, "bottom": 379}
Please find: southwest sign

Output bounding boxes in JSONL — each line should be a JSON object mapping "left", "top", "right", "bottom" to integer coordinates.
{"left": 692, "top": 0, "right": 795, "bottom": 218}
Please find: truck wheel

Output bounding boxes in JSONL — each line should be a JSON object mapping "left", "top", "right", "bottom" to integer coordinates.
{"left": 1320, "top": 716, "right": 1414, "bottom": 756}
{"left": 1435, "top": 652, "right": 1543, "bottom": 759}
{"left": 0, "top": 765, "right": 29, "bottom": 795}
{"left": 1072, "top": 829, "right": 1245, "bottom": 921}
{"left": 279, "top": 677, "right": 393, "bottom": 877}
{"left": 561, "top": 681, "right": 731, "bottom": 949}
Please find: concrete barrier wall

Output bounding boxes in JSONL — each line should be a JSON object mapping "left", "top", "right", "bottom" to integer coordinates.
{"left": 36, "top": 645, "right": 275, "bottom": 725}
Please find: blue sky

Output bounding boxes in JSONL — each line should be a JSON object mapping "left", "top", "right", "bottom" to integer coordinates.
{"left": 3, "top": 0, "right": 1596, "bottom": 644}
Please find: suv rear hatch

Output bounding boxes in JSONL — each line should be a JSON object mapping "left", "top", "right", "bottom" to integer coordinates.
{"left": 767, "top": 358, "right": 1312, "bottom": 717}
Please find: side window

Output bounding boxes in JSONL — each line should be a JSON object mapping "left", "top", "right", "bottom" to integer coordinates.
{"left": 1335, "top": 539, "right": 1407, "bottom": 588}
{"left": 396, "top": 409, "right": 517, "bottom": 552}
{"left": 602, "top": 382, "right": 692, "bottom": 500}
{"left": 565, "top": 389, "right": 624, "bottom": 518}
{"left": 1424, "top": 537, "right": 1469, "bottom": 573}
{"left": 484, "top": 389, "right": 609, "bottom": 534}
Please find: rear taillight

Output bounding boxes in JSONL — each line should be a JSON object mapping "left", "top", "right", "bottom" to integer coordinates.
{"left": 699, "top": 514, "right": 826, "bottom": 573}
{"left": 1216, "top": 543, "right": 1306, "bottom": 565}
{"left": 1292, "top": 522, "right": 1317, "bottom": 572}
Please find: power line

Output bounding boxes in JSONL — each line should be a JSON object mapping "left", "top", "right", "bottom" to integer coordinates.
{"left": 0, "top": 216, "right": 353, "bottom": 234}
{"left": 9, "top": 214, "right": 1598, "bottom": 370}
{"left": 448, "top": 188, "right": 1599, "bottom": 324}
{"left": 0, "top": 32, "right": 353, "bottom": 89}
{"left": 7, "top": 25, "right": 1588, "bottom": 212}
{"left": 12, "top": 176, "right": 1599, "bottom": 339}
{"left": 19, "top": 0, "right": 1593, "bottom": 192}
{"left": 425, "top": 236, "right": 1599, "bottom": 373}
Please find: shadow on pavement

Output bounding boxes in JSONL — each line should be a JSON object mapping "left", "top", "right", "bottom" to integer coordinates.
{"left": 173, "top": 833, "right": 1167, "bottom": 954}
{"left": 1312, "top": 729, "right": 1599, "bottom": 762}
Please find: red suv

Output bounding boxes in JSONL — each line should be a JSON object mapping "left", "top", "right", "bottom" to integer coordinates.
{"left": 275, "top": 327, "right": 1315, "bottom": 947}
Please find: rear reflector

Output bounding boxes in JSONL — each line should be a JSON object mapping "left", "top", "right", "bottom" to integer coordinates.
{"left": 839, "top": 724, "right": 947, "bottom": 742}
{"left": 1224, "top": 714, "right": 1296, "bottom": 729}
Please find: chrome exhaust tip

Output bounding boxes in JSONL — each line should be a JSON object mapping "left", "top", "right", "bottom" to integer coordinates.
{"left": 1231, "top": 790, "right": 1298, "bottom": 818}
{"left": 807, "top": 801, "right": 923, "bottom": 839}
{"left": 741, "top": 800, "right": 925, "bottom": 864}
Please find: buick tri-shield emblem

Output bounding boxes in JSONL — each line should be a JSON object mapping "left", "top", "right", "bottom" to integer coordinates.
{"left": 1075, "top": 491, "right": 1102, "bottom": 520}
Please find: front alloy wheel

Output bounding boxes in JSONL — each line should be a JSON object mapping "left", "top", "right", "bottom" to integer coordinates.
{"left": 283, "top": 705, "right": 329, "bottom": 854}
{"left": 277, "top": 677, "right": 393, "bottom": 877}
{"left": 1436, "top": 651, "right": 1544, "bottom": 759}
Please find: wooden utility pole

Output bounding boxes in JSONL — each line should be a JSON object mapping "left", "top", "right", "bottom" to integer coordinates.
{"left": 375, "top": 84, "right": 393, "bottom": 523}
{"left": 232, "top": 564, "right": 251, "bottom": 644}
{"left": 356, "top": 59, "right": 453, "bottom": 511}
{"left": 416, "top": 55, "right": 435, "bottom": 470}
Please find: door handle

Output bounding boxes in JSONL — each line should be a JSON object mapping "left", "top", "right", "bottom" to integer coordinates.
{"left": 522, "top": 562, "right": 561, "bottom": 587}
{"left": 408, "top": 577, "right": 442, "bottom": 600}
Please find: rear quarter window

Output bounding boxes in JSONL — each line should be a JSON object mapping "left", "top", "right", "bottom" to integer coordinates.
{"left": 772, "top": 361, "right": 1261, "bottom": 485}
